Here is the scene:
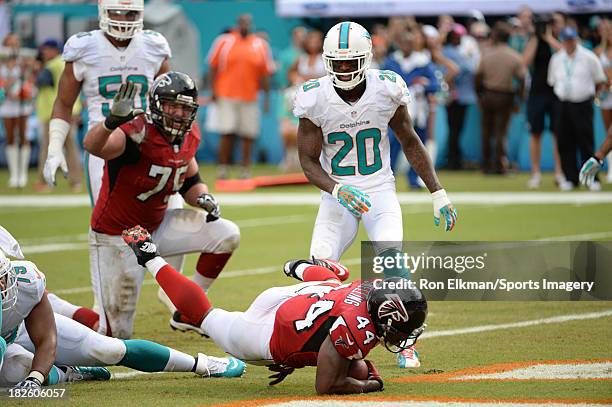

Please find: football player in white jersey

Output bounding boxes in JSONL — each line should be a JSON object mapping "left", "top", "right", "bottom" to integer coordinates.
{"left": 43, "top": 0, "right": 170, "bottom": 202}
{"left": 294, "top": 22, "right": 457, "bottom": 369}
{"left": 0, "top": 227, "right": 245, "bottom": 388}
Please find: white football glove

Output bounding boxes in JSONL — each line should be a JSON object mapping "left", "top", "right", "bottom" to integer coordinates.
{"left": 579, "top": 157, "right": 603, "bottom": 187}
{"left": 432, "top": 189, "right": 457, "bottom": 232}
{"left": 43, "top": 118, "right": 70, "bottom": 186}
{"left": 197, "top": 193, "right": 220, "bottom": 222}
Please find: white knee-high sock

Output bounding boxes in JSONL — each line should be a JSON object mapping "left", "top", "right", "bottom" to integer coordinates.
{"left": 5, "top": 144, "right": 19, "bottom": 186}
{"left": 164, "top": 349, "right": 197, "bottom": 372}
{"left": 18, "top": 144, "right": 31, "bottom": 187}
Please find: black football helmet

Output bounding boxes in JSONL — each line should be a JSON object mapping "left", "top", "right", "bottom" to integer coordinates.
{"left": 149, "top": 71, "right": 199, "bottom": 143}
{"left": 366, "top": 277, "right": 427, "bottom": 353}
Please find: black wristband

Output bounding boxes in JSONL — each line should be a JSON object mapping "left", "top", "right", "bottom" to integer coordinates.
{"left": 179, "top": 172, "right": 203, "bottom": 196}
{"left": 103, "top": 115, "right": 123, "bottom": 131}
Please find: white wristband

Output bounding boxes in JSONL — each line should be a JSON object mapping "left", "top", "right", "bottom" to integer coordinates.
{"left": 27, "top": 370, "right": 45, "bottom": 383}
{"left": 431, "top": 188, "right": 450, "bottom": 206}
{"left": 48, "top": 118, "right": 71, "bottom": 152}
{"left": 145, "top": 257, "right": 167, "bottom": 277}
{"left": 331, "top": 184, "right": 342, "bottom": 199}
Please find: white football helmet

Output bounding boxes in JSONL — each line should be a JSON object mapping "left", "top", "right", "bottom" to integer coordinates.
{"left": 323, "top": 21, "right": 373, "bottom": 90}
{"left": 99, "top": 0, "right": 144, "bottom": 40}
{"left": 0, "top": 251, "right": 17, "bottom": 311}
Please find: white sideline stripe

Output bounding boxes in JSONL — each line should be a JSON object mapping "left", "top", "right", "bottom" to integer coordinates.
{"left": 453, "top": 362, "right": 612, "bottom": 380}
{"left": 421, "top": 310, "right": 612, "bottom": 339}
{"left": 536, "top": 231, "right": 612, "bottom": 241}
{"left": 52, "top": 258, "right": 364, "bottom": 295}
{"left": 24, "top": 242, "right": 88, "bottom": 254}
{"left": 30, "top": 228, "right": 612, "bottom": 260}
{"left": 109, "top": 310, "right": 612, "bottom": 382}
{"left": 2, "top": 192, "right": 612, "bottom": 207}
{"left": 19, "top": 214, "right": 316, "bottom": 255}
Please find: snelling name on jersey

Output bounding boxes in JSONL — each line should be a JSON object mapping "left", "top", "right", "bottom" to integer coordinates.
{"left": 343, "top": 284, "right": 369, "bottom": 307}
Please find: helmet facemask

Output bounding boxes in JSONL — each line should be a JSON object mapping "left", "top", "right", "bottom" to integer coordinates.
{"left": 324, "top": 53, "right": 372, "bottom": 90}
{"left": 0, "top": 253, "right": 17, "bottom": 312}
{"left": 99, "top": 5, "right": 144, "bottom": 40}
{"left": 378, "top": 320, "right": 426, "bottom": 353}
{"left": 150, "top": 96, "right": 198, "bottom": 144}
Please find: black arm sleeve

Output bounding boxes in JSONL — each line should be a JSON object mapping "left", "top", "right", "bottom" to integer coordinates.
{"left": 179, "top": 172, "right": 203, "bottom": 196}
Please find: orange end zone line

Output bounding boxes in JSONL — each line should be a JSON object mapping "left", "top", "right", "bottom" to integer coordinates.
{"left": 390, "top": 358, "right": 612, "bottom": 383}
{"left": 208, "top": 394, "right": 612, "bottom": 407}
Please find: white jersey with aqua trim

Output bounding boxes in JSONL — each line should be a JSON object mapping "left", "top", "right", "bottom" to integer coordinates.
{"left": 293, "top": 69, "right": 411, "bottom": 192}
{"left": 62, "top": 29, "right": 171, "bottom": 130}
{"left": 0, "top": 261, "right": 45, "bottom": 345}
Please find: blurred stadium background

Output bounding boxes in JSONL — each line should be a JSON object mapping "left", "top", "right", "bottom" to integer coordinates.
{"left": 0, "top": 0, "right": 611, "bottom": 180}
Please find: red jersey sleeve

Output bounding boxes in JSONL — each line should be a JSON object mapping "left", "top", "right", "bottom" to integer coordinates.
{"left": 328, "top": 310, "right": 378, "bottom": 360}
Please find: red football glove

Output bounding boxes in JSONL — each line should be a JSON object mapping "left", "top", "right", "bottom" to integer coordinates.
{"left": 364, "top": 360, "right": 384, "bottom": 391}
{"left": 122, "top": 225, "right": 159, "bottom": 267}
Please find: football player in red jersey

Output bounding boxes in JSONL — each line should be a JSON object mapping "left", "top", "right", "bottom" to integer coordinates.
{"left": 78, "top": 72, "right": 240, "bottom": 339}
{"left": 121, "top": 225, "right": 428, "bottom": 394}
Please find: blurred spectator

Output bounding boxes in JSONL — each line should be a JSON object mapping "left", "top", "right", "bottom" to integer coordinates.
{"left": 548, "top": 27, "right": 607, "bottom": 190}
{"left": 207, "top": 14, "right": 275, "bottom": 179}
{"left": 470, "top": 21, "right": 491, "bottom": 51}
{"left": 523, "top": 14, "right": 566, "bottom": 190}
{"left": 595, "top": 18, "right": 612, "bottom": 183}
{"left": 276, "top": 26, "right": 305, "bottom": 89}
{"left": 370, "top": 34, "right": 388, "bottom": 70}
{"left": 476, "top": 22, "right": 526, "bottom": 174}
{"left": 420, "top": 24, "right": 459, "bottom": 166}
{"left": 0, "top": 33, "right": 35, "bottom": 188}
{"left": 509, "top": 6, "right": 534, "bottom": 53}
{"left": 459, "top": 21, "right": 481, "bottom": 70}
{"left": 278, "top": 70, "right": 301, "bottom": 171}
{"left": 437, "top": 15, "right": 455, "bottom": 41}
{"left": 552, "top": 12, "right": 567, "bottom": 38}
{"left": 33, "top": 39, "right": 82, "bottom": 192}
{"left": 287, "top": 30, "right": 325, "bottom": 82}
{"left": 280, "top": 29, "right": 324, "bottom": 171}
{"left": 388, "top": 16, "right": 413, "bottom": 52}
{"left": 384, "top": 30, "right": 439, "bottom": 188}
{"left": 443, "top": 24, "right": 478, "bottom": 170}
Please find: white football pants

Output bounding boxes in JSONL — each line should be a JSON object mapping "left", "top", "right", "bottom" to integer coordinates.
{"left": 309, "top": 187, "right": 403, "bottom": 261}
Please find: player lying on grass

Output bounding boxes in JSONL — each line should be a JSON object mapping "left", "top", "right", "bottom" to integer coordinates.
{"left": 0, "top": 226, "right": 244, "bottom": 389}
{"left": 580, "top": 122, "right": 612, "bottom": 187}
{"left": 122, "top": 225, "right": 428, "bottom": 395}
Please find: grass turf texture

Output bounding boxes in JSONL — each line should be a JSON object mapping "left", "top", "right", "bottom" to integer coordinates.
{"left": 0, "top": 165, "right": 611, "bottom": 406}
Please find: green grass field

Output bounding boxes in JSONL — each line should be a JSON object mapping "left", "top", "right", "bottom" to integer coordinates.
{"left": 1, "top": 166, "right": 611, "bottom": 406}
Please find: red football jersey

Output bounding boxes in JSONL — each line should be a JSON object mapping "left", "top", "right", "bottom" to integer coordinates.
{"left": 91, "top": 116, "right": 200, "bottom": 235}
{"left": 269, "top": 280, "right": 379, "bottom": 368}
